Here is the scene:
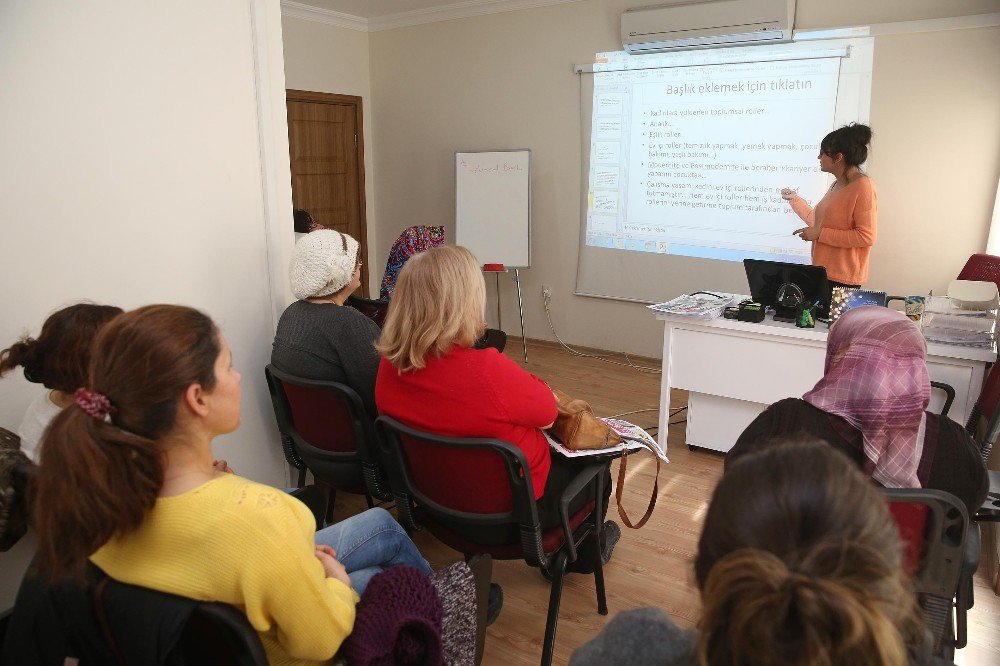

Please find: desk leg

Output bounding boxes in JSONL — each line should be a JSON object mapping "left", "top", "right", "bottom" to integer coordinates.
{"left": 514, "top": 269, "right": 527, "bottom": 363}
{"left": 657, "top": 323, "right": 673, "bottom": 454}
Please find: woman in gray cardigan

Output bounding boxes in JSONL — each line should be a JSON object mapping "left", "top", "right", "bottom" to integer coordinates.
{"left": 271, "top": 229, "right": 381, "bottom": 418}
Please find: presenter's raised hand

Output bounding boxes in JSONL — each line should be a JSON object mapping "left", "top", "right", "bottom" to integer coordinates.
{"left": 793, "top": 226, "right": 820, "bottom": 242}
{"left": 780, "top": 188, "right": 797, "bottom": 201}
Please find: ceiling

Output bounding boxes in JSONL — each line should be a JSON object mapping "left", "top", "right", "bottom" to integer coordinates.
{"left": 292, "top": 1, "right": 481, "bottom": 19}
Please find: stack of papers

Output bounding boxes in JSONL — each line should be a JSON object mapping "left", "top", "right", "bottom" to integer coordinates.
{"left": 922, "top": 296, "right": 997, "bottom": 348}
{"left": 546, "top": 419, "right": 669, "bottom": 462}
{"left": 647, "top": 292, "right": 739, "bottom": 320}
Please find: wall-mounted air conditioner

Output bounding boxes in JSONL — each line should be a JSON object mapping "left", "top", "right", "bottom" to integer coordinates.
{"left": 622, "top": 0, "right": 795, "bottom": 54}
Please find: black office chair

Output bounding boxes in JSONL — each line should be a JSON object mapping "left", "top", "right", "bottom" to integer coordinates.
{"left": 949, "top": 365, "right": 1000, "bottom": 522}
{"left": 346, "top": 295, "right": 389, "bottom": 329}
{"left": 265, "top": 365, "right": 390, "bottom": 519}
{"left": 885, "top": 488, "right": 978, "bottom": 660}
{"left": 375, "top": 415, "right": 608, "bottom": 666}
{"left": 2, "top": 562, "right": 268, "bottom": 665}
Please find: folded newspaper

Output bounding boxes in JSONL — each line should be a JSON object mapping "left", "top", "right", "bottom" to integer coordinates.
{"left": 545, "top": 418, "right": 668, "bottom": 463}
{"left": 647, "top": 293, "right": 740, "bottom": 320}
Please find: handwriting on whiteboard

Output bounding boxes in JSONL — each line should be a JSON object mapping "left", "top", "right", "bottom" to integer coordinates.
{"left": 458, "top": 159, "right": 524, "bottom": 175}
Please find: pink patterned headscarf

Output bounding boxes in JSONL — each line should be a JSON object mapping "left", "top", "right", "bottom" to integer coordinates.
{"left": 803, "top": 306, "right": 929, "bottom": 489}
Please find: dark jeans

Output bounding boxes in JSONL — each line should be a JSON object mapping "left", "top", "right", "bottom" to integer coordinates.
{"left": 439, "top": 452, "right": 613, "bottom": 557}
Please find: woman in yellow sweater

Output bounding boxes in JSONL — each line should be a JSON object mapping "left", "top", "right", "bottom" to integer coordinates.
{"left": 782, "top": 123, "right": 877, "bottom": 288}
{"left": 30, "top": 304, "right": 430, "bottom": 666}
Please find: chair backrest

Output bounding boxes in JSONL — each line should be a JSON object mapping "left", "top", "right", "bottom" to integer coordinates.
{"left": 265, "top": 365, "right": 368, "bottom": 459}
{"left": 974, "top": 361, "right": 1000, "bottom": 431}
{"left": 346, "top": 295, "right": 389, "bottom": 329}
{"left": 885, "top": 488, "right": 972, "bottom": 656}
{"left": 957, "top": 253, "right": 1000, "bottom": 293}
{"left": 2, "top": 563, "right": 267, "bottom": 665}
{"left": 374, "top": 415, "right": 540, "bottom": 530}
{"left": 179, "top": 603, "right": 269, "bottom": 666}
{"left": 266, "top": 365, "right": 391, "bottom": 499}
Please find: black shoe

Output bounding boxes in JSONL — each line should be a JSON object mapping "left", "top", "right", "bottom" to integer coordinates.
{"left": 600, "top": 520, "right": 621, "bottom": 564}
{"left": 566, "top": 520, "right": 621, "bottom": 575}
{"left": 486, "top": 583, "right": 503, "bottom": 626}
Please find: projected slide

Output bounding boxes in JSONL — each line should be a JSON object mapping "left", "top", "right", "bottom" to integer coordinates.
{"left": 585, "top": 56, "right": 842, "bottom": 263}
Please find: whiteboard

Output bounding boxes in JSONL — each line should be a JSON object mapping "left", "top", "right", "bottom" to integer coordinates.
{"left": 455, "top": 150, "right": 530, "bottom": 268}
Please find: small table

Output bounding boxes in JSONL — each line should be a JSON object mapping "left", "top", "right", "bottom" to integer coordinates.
{"left": 653, "top": 308, "right": 996, "bottom": 454}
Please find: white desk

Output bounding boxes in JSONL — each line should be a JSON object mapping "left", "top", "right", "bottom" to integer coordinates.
{"left": 654, "top": 310, "right": 996, "bottom": 454}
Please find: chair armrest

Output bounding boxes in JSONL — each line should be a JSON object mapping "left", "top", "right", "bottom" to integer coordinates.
{"left": 557, "top": 462, "right": 607, "bottom": 564}
{"left": 288, "top": 485, "right": 327, "bottom": 531}
{"left": 929, "top": 381, "right": 956, "bottom": 418}
{"left": 955, "top": 523, "right": 980, "bottom": 649}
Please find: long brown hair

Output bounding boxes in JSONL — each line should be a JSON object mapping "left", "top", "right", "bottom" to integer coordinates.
{"left": 0, "top": 303, "right": 123, "bottom": 392}
{"left": 32, "top": 305, "right": 220, "bottom": 581}
{"left": 695, "top": 440, "right": 922, "bottom": 666}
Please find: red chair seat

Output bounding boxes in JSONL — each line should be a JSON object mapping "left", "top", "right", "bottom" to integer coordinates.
{"left": 888, "top": 501, "right": 929, "bottom": 577}
{"left": 417, "top": 501, "right": 597, "bottom": 560}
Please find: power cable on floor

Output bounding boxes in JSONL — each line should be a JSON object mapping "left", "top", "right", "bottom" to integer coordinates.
{"left": 543, "top": 297, "right": 661, "bottom": 374}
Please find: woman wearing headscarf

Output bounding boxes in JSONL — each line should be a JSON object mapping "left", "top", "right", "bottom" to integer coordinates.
{"left": 729, "top": 306, "right": 988, "bottom": 513}
{"left": 380, "top": 226, "right": 445, "bottom": 301}
{"left": 378, "top": 225, "right": 505, "bottom": 351}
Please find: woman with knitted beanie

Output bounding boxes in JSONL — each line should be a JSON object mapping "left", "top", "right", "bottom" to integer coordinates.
{"left": 272, "top": 229, "right": 382, "bottom": 418}
{"left": 0, "top": 303, "right": 123, "bottom": 461}
{"left": 23, "top": 305, "right": 431, "bottom": 665}
{"left": 572, "top": 440, "right": 939, "bottom": 666}
{"left": 783, "top": 123, "right": 877, "bottom": 289}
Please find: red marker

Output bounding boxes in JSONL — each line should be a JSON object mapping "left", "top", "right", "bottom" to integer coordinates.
{"left": 483, "top": 263, "right": 505, "bottom": 272}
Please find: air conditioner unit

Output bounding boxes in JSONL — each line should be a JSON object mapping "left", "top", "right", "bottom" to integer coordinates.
{"left": 622, "top": 0, "right": 795, "bottom": 54}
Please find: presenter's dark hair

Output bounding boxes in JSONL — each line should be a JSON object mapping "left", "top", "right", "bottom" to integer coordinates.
{"left": 0, "top": 303, "right": 123, "bottom": 392}
{"left": 694, "top": 440, "right": 921, "bottom": 666}
{"left": 821, "top": 123, "right": 873, "bottom": 167}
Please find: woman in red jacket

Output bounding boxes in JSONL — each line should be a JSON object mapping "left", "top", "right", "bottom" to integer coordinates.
{"left": 375, "top": 246, "right": 618, "bottom": 570}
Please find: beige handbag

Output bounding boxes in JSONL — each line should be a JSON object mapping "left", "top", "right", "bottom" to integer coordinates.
{"left": 549, "top": 389, "right": 621, "bottom": 450}
{"left": 548, "top": 390, "right": 659, "bottom": 529}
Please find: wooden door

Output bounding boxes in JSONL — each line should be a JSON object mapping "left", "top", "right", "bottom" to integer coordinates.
{"left": 286, "top": 90, "right": 369, "bottom": 295}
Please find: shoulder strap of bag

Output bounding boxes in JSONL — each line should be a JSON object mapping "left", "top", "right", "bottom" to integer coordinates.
{"left": 614, "top": 437, "right": 660, "bottom": 529}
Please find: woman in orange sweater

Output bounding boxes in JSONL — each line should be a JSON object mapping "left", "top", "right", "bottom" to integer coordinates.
{"left": 782, "top": 124, "right": 876, "bottom": 288}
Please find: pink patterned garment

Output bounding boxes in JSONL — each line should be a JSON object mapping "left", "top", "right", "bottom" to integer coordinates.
{"left": 803, "top": 306, "right": 929, "bottom": 488}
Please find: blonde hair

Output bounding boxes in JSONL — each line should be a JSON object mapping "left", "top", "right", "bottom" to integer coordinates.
{"left": 376, "top": 245, "right": 486, "bottom": 371}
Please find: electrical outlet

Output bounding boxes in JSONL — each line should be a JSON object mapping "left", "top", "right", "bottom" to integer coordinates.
{"left": 541, "top": 285, "right": 552, "bottom": 301}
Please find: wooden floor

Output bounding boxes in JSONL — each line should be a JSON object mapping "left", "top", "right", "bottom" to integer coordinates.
{"left": 331, "top": 339, "right": 1000, "bottom": 665}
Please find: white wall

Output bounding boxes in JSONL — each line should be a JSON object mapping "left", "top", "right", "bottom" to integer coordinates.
{"left": 366, "top": 0, "right": 1000, "bottom": 357}
{"left": 0, "top": 0, "right": 294, "bottom": 606}
{"left": 281, "top": 17, "right": 380, "bottom": 293}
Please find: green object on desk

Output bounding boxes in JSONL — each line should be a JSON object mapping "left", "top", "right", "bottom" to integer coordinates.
{"left": 797, "top": 308, "right": 815, "bottom": 328}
